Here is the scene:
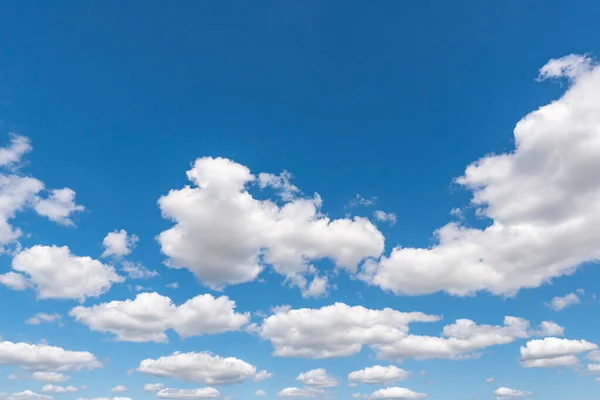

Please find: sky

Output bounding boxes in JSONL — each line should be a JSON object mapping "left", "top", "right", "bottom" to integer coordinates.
{"left": 0, "top": 1, "right": 600, "bottom": 400}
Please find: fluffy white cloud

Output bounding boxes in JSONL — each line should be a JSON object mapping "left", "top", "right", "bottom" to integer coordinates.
{"left": 110, "top": 386, "right": 127, "bottom": 393}
{"left": 494, "top": 387, "right": 532, "bottom": 400}
{"left": 8, "top": 391, "right": 53, "bottom": 400}
{"left": 26, "top": 313, "right": 61, "bottom": 325}
{"left": 32, "top": 372, "right": 70, "bottom": 383}
{"left": 361, "top": 57, "right": 600, "bottom": 297}
{"left": 41, "top": 386, "right": 77, "bottom": 394}
{"left": 0, "top": 133, "right": 32, "bottom": 166}
{"left": 254, "top": 370, "right": 273, "bottom": 382}
{"left": 348, "top": 365, "right": 410, "bottom": 384}
{"left": 276, "top": 388, "right": 319, "bottom": 398}
{"left": 137, "top": 351, "right": 260, "bottom": 385}
{"left": 538, "top": 53, "right": 594, "bottom": 81}
{"left": 519, "top": 337, "right": 598, "bottom": 368}
{"left": 121, "top": 261, "right": 158, "bottom": 280}
{"left": 156, "top": 388, "right": 219, "bottom": 399}
{"left": 373, "top": 211, "right": 397, "bottom": 226}
{"left": 549, "top": 293, "right": 580, "bottom": 311}
{"left": 157, "top": 157, "right": 384, "bottom": 294}
{"left": 70, "top": 292, "right": 249, "bottom": 342}
{"left": 5, "top": 245, "right": 123, "bottom": 301}
{"left": 101, "top": 230, "right": 138, "bottom": 258}
{"left": 0, "top": 340, "right": 101, "bottom": 371}
{"left": 537, "top": 321, "right": 564, "bottom": 336}
{"left": 486, "top": 377, "right": 494, "bottom": 383}
{"left": 368, "top": 387, "right": 426, "bottom": 399}
{"left": 143, "top": 383, "right": 164, "bottom": 392}
{"left": 33, "top": 188, "right": 85, "bottom": 226}
{"left": 0, "top": 272, "right": 32, "bottom": 291}
{"left": 296, "top": 369, "right": 338, "bottom": 388}
{"left": 588, "top": 350, "right": 600, "bottom": 362}
{"left": 254, "top": 390, "right": 266, "bottom": 396}
{"left": 259, "top": 302, "right": 440, "bottom": 358}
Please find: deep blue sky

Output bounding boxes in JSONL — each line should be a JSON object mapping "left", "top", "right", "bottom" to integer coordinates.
{"left": 1, "top": 2, "right": 600, "bottom": 400}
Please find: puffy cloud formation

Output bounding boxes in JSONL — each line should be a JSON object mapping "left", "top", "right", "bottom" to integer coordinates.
{"left": 70, "top": 292, "right": 249, "bottom": 342}
{"left": 296, "top": 369, "right": 338, "bottom": 388}
{"left": 157, "top": 157, "right": 384, "bottom": 295}
{"left": 156, "top": 388, "right": 220, "bottom": 399}
{"left": 32, "top": 372, "right": 70, "bottom": 383}
{"left": 41, "top": 386, "right": 77, "bottom": 394}
{"left": 254, "top": 370, "right": 273, "bottom": 382}
{"left": 25, "top": 313, "right": 61, "bottom": 325}
{"left": 143, "top": 383, "right": 164, "bottom": 392}
{"left": 537, "top": 321, "right": 564, "bottom": 336}
{"left": 348, "top": 365, "right": 410, "bottom": 384}
{"left": 361, "top": 57, "right": 600, "bottom": 297}
{"left": 101, "top": 230, "right": 139, "bottom": 258}
{"left": 519, "top": 337, "right": 598, "bottom": 368}
{"left": 373, "top": 211, "right": 397, "bottom": 226}
{"left": 259, "top": 302, "right": 440, "bottom": 358}
{"left": 109, "top": 386, "right": 127, "bottom": 393}
{"left": 137, "top": 351, "right": 262, "bottom": 385}
{"left": 494, "top": 387, "right": 532, "bottom": 400}
{"left": 549, "top": 293, "right": 580, "bottom": 311}
{"left": 7, "top": 391, "right": 53, "bottom": 400}
{"left": 0, "top": 134, "right": 84, "bottom": 250}
{"left": 368, "top": 387, "right": 426, "bottom": 399}
{"left": 121, "top": 261, "right": 158, "bottom": 280}
{"left": 276, "top": 387, "right": 320, "bottom": 398}
{"left": 3, "top": 245, "right": 123, "bottom": 301}
{"left": 0, "top": 340, "right": 101, "bottom": 371}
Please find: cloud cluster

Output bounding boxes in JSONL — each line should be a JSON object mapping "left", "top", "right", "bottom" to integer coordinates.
{"left": 348, "top": 365, "right": 410, "bottom": 384}
{"left": 0, "top": 340, "right": 101, "bottom": 371}
{"left": 519, "top": 337, "right": 598, "bottom": 368}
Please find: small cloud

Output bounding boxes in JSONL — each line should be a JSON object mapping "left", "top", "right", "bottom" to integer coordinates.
{"left": 373, "top": 210, "right": 397, "bottom": 226}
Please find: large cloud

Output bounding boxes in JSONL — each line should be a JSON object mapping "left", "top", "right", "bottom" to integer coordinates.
{"left": 70, "top": 292, "right": 250, "bottom": 342}
{"left": 137, "top": 351, "right": 264, "bottom": 385}
{"left": 368, "top": 387, "right": 426, "bottom": 399}
{"left": 157, "top": 157, "right": 384, "bottom": 295}
{"left": 4, "top": 245, "right": 123, "bottom": 301}
{"left": 361, "top": 55, "right": 600, "bottom": 296}
{"left": 0, "top": 340, "right": 101, "bottom": 371}
{"left": 519, "top": 337, "right": 598, "bottom": 368}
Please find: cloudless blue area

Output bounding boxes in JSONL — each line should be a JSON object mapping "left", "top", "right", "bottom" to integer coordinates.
{"left": 0, "top": 1, "right": 599, "bottom": 399}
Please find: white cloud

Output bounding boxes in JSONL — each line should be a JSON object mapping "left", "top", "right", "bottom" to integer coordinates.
{"left": 349, "top": 194, "right": 377, "bottom": 207}
{"left": 41, "top": 386, "right": 77, "bottom": 394}
{"left": 587, "top": 364, "right": 600, "bottom": 373}
{"left": 549, "top": 293, "right": 580, "bottom": 311}
{"left": 33, "top": 188, "right": 85, "bottom": 226}
{"left": 348, "top": 365, "right": 410, "bottom": 384}
{"left": 32, "top": 372, "right": 70, "bottom": 383}
{"left": 373, "top": 211, "right": 397, "bottom": 226}
{"left": 0, "top": 133, "right": 32, "bottom": 166}
{"left": 368, "top": 387, "right": 426, "bottom": 399}
{"left": 276, "top": 388, "right": 319, "bottom": 398}
{"left": 254, "top": 390, "right": 266, "bottom": 396}
{"left": 588, "top": 350, "right": 600, "bottom": 362}
{"left": 361, "top": 59, "right": 600, "bottom": 297}
{"left": 109, "top": 386, "right": 127, "bottom": 393}
{"left": 486, "top": 377, "right": 494, "bottom": 383}
{"left": 70, "top": 292, "right": 249, "bottom": 342}
{"left": 121, "top": 261, "right": 158, "bottom": 280}
{"left": 156, "top": 388, "right": 220, "bottom": 399}
{"left": 137, "top": 351, "right": 260, "bottom": 385}
{"left": 494, "top": 387, "right": 532, "bottom": 400}
{"left": 259, "top": 302, "right": 440, "bottom": 358}
{"left": 301, "top": 275, "right": 330, "bottom": 299}
{"left": 166, "top": 282, "right": 179, "bottom": 289}
{"left": 8, "top": 391, "right": 53, "bottom": 400}
{"left": 26, "top": 313, "right": 61, "bottom": 325}
{"left": 258, "top": 171, "right": 299, "bottom": 201}
{"left": 538, "top": 53, "right": 594, "bottom": 81}
{"left": 0, "top": 340, "right": 101, "bottom": 371}
{"left": 519, "top": 337, "right": 598, "bottom": 368}
{"left": 254, "top": 370, "right": 273, "bottom": 382}
{"left": 537, "top": 321, "right": 565, "bottom": 336}
{"left": 143, "top": 383, "right": 164, "bottom": 392}
{"left": 4, "top": 245, "right": 123, "bottom": 301}
{"left": 101, "top": 230, "right": 138, "bottom": 258}
{"left": 157, "top": 157, "right": 384, "bottom": 293}
{"left": 0, "top": 272, "right": 31, "bottom": 291}
{"left": 296, "top": 368, "right": 338, "bottom": 388}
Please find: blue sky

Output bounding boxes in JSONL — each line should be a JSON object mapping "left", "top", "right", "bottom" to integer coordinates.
{"left": 1, "top": 1, "right": 600, "bottom": 400}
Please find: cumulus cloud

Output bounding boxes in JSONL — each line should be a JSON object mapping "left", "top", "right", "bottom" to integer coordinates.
{"left": 70, "top": 292, "right": 249, "bottom": 342}
{"left": 348, "top": 365, "right": 410, "bottom": 384}
{"left": 536, "top": 321, "right": 564, "bottom": 336}
{"left": 368, "top": 387, "right": 426, "bottom": 399}
{"left": 41, "top": 386, "right": 77, "bottom": 394}
{"left": 548, "top": 293, "right": 580, "bottom": 311}
{"left": 276, "top": 387, "right": 320, "bottom": 398}
{"left": 110, "top": 386, "right": 127, "bottom": 393}
{"left": 254, "top": 390, "right": 266, "bottom": 396}
{"left": 143, "top": 383, "right": 164, "bottom": 392}
{"left": 25, "top": 313, "right": 61, "bottom": 325}
{"left": 3, "top": 245, "right": 123, "bottom": 301}
{"left": 360, "top": 58, "right": 600, "bottom": 297}
{"left": 8, "top": 391, "right": 53, "bottom": 400}
{"left": 494, "top": 387, "right": 532, "bottom": 400}
{"left": 373, "top": 211, "right": 397, "bottom": 226}
{"left": 254, "top": 370, "right": 273, "bottom": 382}
{"left": 157, "top": 157, "right": 384, "bottom": 294}
{"left": 101, "top": 230, "right": 138, "bottom": 258}
{"left": 259, "top": 302, "right": 440, "bottom": 358}
{"left": 156, "top": 388, "right": 220, "bottom": 399}
{"left": 33, "top": 188, "right": 85, "bottom": 226}
{"left": 121, "top": 261, "right": 158, "bottom": 280}
{"left": 296, "top": 369, "right": 338, "bottom": 388}
{"left": 538, "top": 53, "right": 594, "bottom": 81}
{"left": 0, "top": 133, "right": 32, "bottom": 167}
{"left": 137, "top": 351, "right": 262, "bottom": 385}
{"left": 0, "top": 340, "right": 101, "bottom": 371}
{"left": 519, "top": 337, "right": 598, "bottom": 368}
{"left": 32, "top": 372, "right": 70, "bottom": 383}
